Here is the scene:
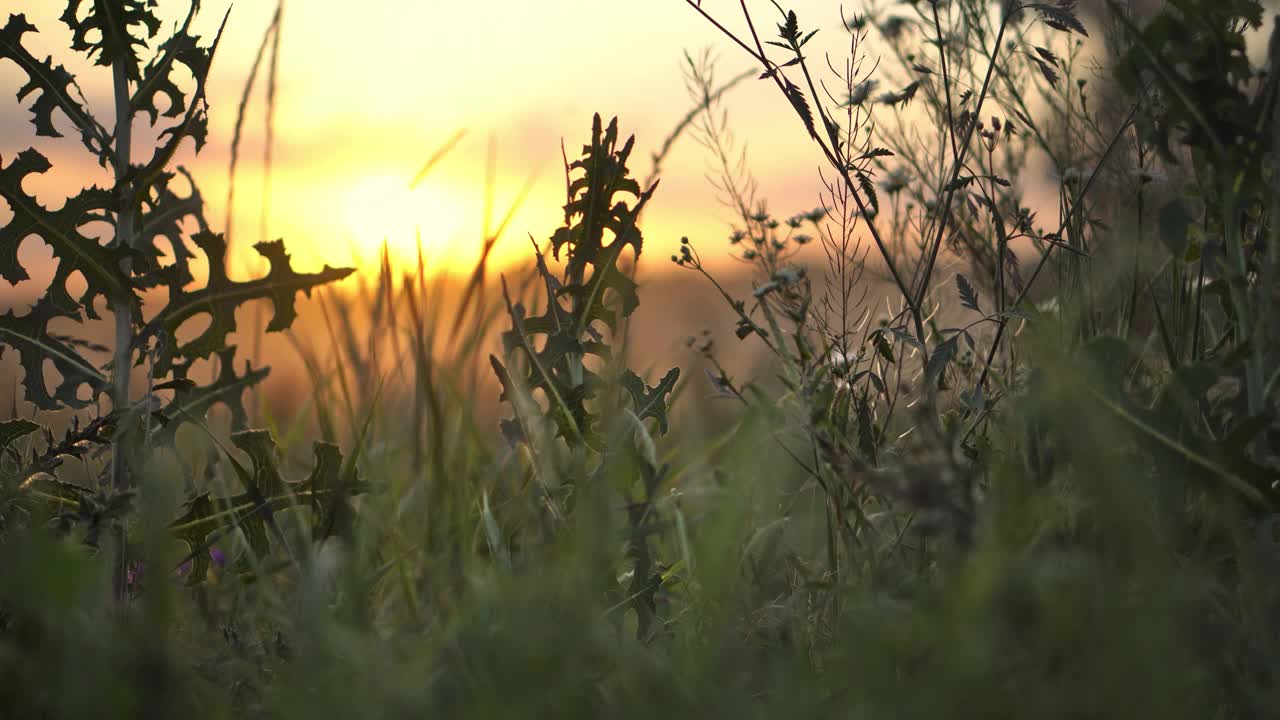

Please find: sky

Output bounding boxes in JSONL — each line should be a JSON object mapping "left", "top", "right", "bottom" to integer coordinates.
{"left": 1, "top": 0, "right": 869, "bottom": 280}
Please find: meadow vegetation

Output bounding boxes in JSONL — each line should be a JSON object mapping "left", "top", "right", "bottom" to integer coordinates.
{"left": 1, "top": 0, "right": 1279, "bottom": 717}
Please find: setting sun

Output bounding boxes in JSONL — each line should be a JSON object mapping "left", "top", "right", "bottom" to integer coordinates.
{"left": 338, "top": 175, "right": 477, "bottom": 270}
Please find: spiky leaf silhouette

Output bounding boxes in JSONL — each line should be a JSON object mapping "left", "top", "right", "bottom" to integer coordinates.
{"left": 149, "top": 347, "right": 269, "bottom": 447}
{"left": 0, "top": 149, "right": 127, "bottom": 316}
{"left": 496, "top": 115, "right": 673, "bottom": 448}
{"left": 60, "top": 0, "right": 162, "bottom": 79}
{"left": 0, "top": 419, "right": 40, "bottom": 455}
{"left": 5, "top": 415, "right": 113, "bottom": 507}
{"left": 494, "top": 118, "right": 678, "bottom": 450}
{"left": 140, "top": 231, "right": 354, "bottom": 376}
{"left": 1028, "top": 2, "right": 1088, "bottom": 36}
{"left": 133, "top": 168, "right": 205, "bottom": 286}
{"left": 956, "top": 273, "right": 982, "bottom": 314}
{"left": 619, "top": 368, "right": 680, "bottom": 435}
{"left": 0, "top": 299, "right": 108, "bottom": 410}
{"left": 782, "top": 78, "right": 818, "bottom": 140}
{"left": 131, "top": 5, "right": 210, "bottom": 124}
{"left": 169, "top": 431, "right": 366, "bottom": 585}
{"left": 0, "top": 14, "right": 108, "bottom": 154}
{"left": 551, "top": 114, "right": 656, "bottom": 329}
{"left": 0, "top": 0, "right": 355, "bottom": 598}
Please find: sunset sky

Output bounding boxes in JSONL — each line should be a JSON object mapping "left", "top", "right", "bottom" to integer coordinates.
{"left": 2, "top": 1, "right": 868, "bottom": 279}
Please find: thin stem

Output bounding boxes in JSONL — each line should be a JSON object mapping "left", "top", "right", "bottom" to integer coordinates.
{"left": 684, "top": 0, "right": 926, "bottom": 356}
{"left": 109, "top": 58, "right": 135, "bottom": 611}
{"left": 914, "top": 12, "right": 1011, "bottom": 311}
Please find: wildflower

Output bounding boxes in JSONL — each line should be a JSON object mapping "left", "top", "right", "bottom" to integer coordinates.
{"left": 880, "top": 167, "right": 911, "bottom": 195}
{"left": 846, "top": 78, "right": 879, "bottom": 106}
{"left": 127, "top": 561, "right": 145, "bottom": 590}
{"left": 879, "top": 15, "right": 910, "bottom": 41}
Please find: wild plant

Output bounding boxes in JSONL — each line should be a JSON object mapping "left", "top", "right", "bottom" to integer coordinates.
{"left": 678, "top": 0, "right": 1280, "bottom": 671}
{"left": 672, "top": 0, "right": 1246, "bottom": 595}
{"left": 0, "top": 3, "right": 356, "bottom": 603}
{"left": 491, "top": 115, "right": 680, "bottom": 639}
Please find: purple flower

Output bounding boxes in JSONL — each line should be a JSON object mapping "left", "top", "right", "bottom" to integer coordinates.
{"left": 127, "top": 561, "right": 145, "bottom": 589}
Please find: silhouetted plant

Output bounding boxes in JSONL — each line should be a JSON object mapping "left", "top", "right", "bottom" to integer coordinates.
{"left": 0, "top": 3, "right": 354, "bottom": 602}
{"left": 492, "top": 114, "right": 679, "bottom": 638}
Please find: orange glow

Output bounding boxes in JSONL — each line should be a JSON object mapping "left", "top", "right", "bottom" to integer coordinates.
{"left": 337, "top": 175, "right": 491, "bottom": 271}
{"left": 2, "top": 1, "right": 1099, "bottom": 282}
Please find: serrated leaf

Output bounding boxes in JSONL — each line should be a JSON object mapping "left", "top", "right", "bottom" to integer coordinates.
{"left": 1028, "top": 2, "right": 1088, "bottom": 36}
{"left": 9, "top": 414, "right": 112, "bottom": 493}
{"left": 619, "top": 368, "right": 680, "bottom": 436}
{"left": 151, "top": 346, "right": 269, "bottom": 447}
{"left": 857, "top": 147, "right": 895, "bottom": 161}
{"left": 778, "top": 10, "right": 800, "bottom": 42}
{"left": 133, "top": 168, "right": 205, "bottom": 287}
{"left": 925, "top": 336, "right": 959, "bottom": 389}
{"left": 782, "top": 78, "right": 818, "bottom": 140}
{"left": 1033, "top": 57, "right": 1060, "bottom": 86}
{"left": 0, "top": 149, "right": 128, "bottom": 316}
{"left": 0, "top": 298, "right": 108, "bottom": 410}
{"left": 131, "top": 4, "right": 212, "bottom": 125}
{"left": 169, "top": 432, "right": 366, "bottom": 585}
{"left": 140, "top": 232, "right": 354, "bottom": 376}
{"left": 61, "top": 0, "right": 162, "bottom": 79}
{"left": 0, "top": 14, "right": 106, "bottom": 154}
{"left": 855, "top": 168, "right": 880, "bottom": 213}
{"left": 499, "top": 116, "right": 665, "bottom": 450}
{"left": 0, "top": 419, "right": 40, "bottom": 453}
{"left": 1033, "top": 45, "right": 1059, "bottom": 64}
{"left": 956, "top": 273, "right": 982, "bottom": 313}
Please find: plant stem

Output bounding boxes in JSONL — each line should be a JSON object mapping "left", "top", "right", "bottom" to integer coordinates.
{"left": 109, "top": 59, "right": 135, "bottom": 611}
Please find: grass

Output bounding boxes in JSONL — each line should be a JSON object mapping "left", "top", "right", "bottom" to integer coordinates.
{"left": 2, "top": 0, "right": 1280, "bottom": 717}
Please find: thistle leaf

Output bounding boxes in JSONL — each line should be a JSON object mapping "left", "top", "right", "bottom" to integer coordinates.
{"left": 150, "top": 347, "right": 269, "bottom": 447}
{"left": 0, "top": 14, "right": 106, "bottom": 154}
{"left": 0, "top": 299, "right": 108, "bottom": 410}
{"left": 619, "top": 368, "right": 680, "bottom": 436}
{"left": 131, "top": 5, "right": 213, "bottom": 125}
{"left": 169, "top": 432, "right": 367, "bottom": 585}
{"left": 133, "top": 168, "right": 206, "bottom": 287}
{"left": 0, "top": 149, "right": 129, "bottom": 316}
{"left": 140, "top": 232, "right": 354, "bottom": 376}
{"left": 497, "top": 116, "right": 671, "bottom": 452}
{"left": 0, "top": 419, "right": 40, "bottom": 454}
{"left": 60, "top": 0, "right": 162, "bottom": 79}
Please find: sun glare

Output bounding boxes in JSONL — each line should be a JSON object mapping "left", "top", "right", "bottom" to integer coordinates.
{"left": 339, "top": 175, "right": 481, "bottom": 273}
